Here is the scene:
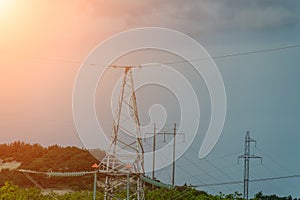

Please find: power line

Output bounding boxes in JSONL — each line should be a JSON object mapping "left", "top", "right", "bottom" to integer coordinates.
{"left": 204, "top": 151, "right": 243, "bottom": 162}
{"left": 256, "top": 147, "right": 296, "bottom": 175}
{"left": 193, "top": 174, "right": 300, "bottom": 188}
{"left": 145, "top": 123, "right": 184, "bottom": 186}
{"left": 250, "top": 164, "right": 286, "bottom": 195}
{"left": 255, "top": 147, "right": 297, "bottom": 193}
{"left": 251, "top": 175, "right": 300, "bottom": 183}
{"left": 210, "top": 44, "right": 300, "bottom": 59}
{"left": 176, "top": 163, "right": 219, "bottom": 193}
{"left": 191, "top": 146, "right": 240, "bottom": 177}
{"left": 163, "top": 44, "right": 300, "bottom": 65}
{"left": 0, "top": 43, "right": 299, "bottom": 66}
{"left": 173, "top": 156, "right": 243, "bottom": 200}
{"left": 180, "top": 155, "right": 235, "bottom": 193}
{"left": 205, "top": 159, "right": 243, "bottom": 188}
{"left": 188, "top": 145, "right": 242, "bottom": 190}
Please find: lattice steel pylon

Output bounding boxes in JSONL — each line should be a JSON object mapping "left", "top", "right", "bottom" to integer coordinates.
{"left": 238, "top": 131, "right": 262, "bottom": 200}
{"left": 100, "top": 65, "right": 145, "bottom": 200}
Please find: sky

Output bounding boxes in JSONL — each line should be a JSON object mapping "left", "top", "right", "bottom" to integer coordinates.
{"left": 1, "top": 0, "right": 300, "bottom": 198}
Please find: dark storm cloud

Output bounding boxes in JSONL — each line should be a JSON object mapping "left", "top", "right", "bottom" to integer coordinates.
{"left": 216, "top": 0, "right": 299, "bottom": 31}
{"left": 76, "top": 0, "right": 299, "bottom": 34}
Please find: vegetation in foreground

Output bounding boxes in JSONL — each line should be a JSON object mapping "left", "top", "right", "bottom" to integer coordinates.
{"left": 0, "top": 181, "right": 298, "bottom": 200}
{"left": 0, "top": 142, "right": 298, "bottom": 199}
{"left": 0, "top": 141, "right": 105, "bottom": 190}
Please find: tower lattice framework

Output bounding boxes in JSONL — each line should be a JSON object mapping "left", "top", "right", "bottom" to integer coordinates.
{"left": 100, "top": 65, "right": 145, "bottom": 200}
{"left": 238, "top": 131, "right": 262, "bottom": 200}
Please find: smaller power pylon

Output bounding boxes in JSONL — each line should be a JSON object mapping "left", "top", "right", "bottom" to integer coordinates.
{"left": 238, "top": 131, "right": 262, "bottom": 200}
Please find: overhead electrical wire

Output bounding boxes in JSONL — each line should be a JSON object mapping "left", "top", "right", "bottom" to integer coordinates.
{"left": 0, "top": 44, "right": 299, "bottom": 66}
{"left": 181, "top": 155, "right": 235, "bottom": 192}
{"left": 193, "top": 174, "right": 300, "bottom": 188}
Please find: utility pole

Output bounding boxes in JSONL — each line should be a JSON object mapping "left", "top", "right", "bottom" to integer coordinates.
{"left": 126, "top": 173, "right": 130, "bottom": 200}
{"left": 152, "top": 123, "right": 156, "bottom": 180}
{"left": 145, "top": 123, "right": 184, "bottom": 187}
{"left": 93, "top": 172, "right": 97, "bottom": 200}
{"left": 172, "top": 123, "right": 176, "bottom": 186}
{"left": 238, "top": 131, "right": 262, "bottom": 200}
{"left": 91, "top": 163, "right": 98, "bottom": 200}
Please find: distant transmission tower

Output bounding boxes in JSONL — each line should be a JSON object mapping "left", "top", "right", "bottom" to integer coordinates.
{"left": 100, "top": 65, "right": 145, "bottom": 200}
{"left": 238, "top": 131, "right": 262, "bottom": 200}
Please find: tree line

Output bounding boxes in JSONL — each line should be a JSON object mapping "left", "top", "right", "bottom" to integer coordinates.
{"left": 0, "top": 141, "right": 298, "bottom": 199}
{"left": 0, "top": 181, "right": 297, "bottom": 200}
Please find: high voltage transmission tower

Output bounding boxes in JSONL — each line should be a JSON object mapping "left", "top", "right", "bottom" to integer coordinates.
{"left": 100, "top": 65, "right": 145, "bottom": 200}
{"left": 238, "top": 131, "right": 262, "bottom": 200}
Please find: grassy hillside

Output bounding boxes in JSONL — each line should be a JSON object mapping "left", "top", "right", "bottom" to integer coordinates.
{"left": 0, "top": 181, "right": 296, "bottom": 200}
{"left": 0, "top": 141, "right": 105, "bottom": 190}
{"left": 0, "top": 142, "right": 297, "bottom": 199}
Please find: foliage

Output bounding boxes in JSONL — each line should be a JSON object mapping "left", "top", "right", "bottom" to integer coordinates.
{"left": 0, "top": 141, "right": 105, "bottom": 190}
{"left": 0, "top": 181, "right": 298, "bottom": 200}
{"left": 0, "top": 141, "right": 105, "bottom": 171}
{"left": 146, "top": 187, "right": 243, "bottom": 200}
{"left": 0, "top": 142, "right": 298, "bottom": 199}
{"left": 253, "top": 191, "right": 298, "bottom": 200}
{"left": 0, "top": 182, "right": 104, "bottom": 200}
{"left": 0, "top": 182, "right": 44, "bottom": 200}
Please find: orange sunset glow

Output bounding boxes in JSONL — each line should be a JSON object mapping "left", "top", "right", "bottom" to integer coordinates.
{"left": 0, "top": 1, "right": 300, "bottom": 199}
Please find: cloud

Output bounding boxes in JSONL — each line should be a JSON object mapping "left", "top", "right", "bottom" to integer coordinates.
{"left": 236, "top": 6, "right": 297, "bottom": 30}
{"left": 76, "top": 0, "right": 300, "bottom": 34}
{"left": 217, "top": 0, "right": 299, "bottom": 31}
